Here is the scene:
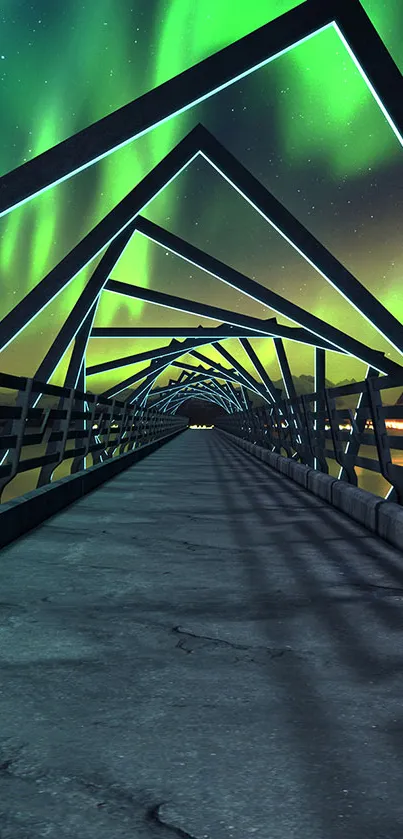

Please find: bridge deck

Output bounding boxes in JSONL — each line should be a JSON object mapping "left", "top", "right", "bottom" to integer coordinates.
{"left": 1, "top": 429, "right": 403, "bottom": 838}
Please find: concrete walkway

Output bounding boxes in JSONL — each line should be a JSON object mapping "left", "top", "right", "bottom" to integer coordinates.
{"left": 1, "top": 429, "right": 403, "bottom": 838}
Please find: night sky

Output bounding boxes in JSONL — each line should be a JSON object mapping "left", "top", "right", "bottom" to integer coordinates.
{"left": 0, "top": 0, "right": 402, "bottom": 400}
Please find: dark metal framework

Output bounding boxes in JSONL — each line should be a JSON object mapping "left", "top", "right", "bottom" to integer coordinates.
{"left": 0, "top": 372, "right": 187, "bottom": 501}
{"left": 0, "top": 0, "right": 402, "bottom": 502}
{"left": 215, "top": 370, "right": 403, "bottom": 506}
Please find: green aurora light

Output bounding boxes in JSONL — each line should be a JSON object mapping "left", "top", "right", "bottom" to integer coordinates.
{"left": 0, "top": 0, "right": 402, "bottom": 395}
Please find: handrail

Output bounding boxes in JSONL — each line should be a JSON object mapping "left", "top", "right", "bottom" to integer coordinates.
{"left": 215, "top": 374, "right": 403, "bottom": 505}
{"left": 0, "top": 373, "right": 188, "bottom": 501}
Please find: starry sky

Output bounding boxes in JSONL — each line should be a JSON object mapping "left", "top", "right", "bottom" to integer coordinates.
{"left": 0, "top": 0, "right": 402, "bottom": 402}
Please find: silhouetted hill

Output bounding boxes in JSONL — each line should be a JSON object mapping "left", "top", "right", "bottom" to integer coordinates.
{"left": 271, "top": 375, "right": 357, "bottom": 398}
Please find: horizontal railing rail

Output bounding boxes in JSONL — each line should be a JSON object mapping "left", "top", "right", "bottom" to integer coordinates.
{"left": 0, "top": 372, "right": 188, "bottom": 502}
{"left": 215, "top": 373, "right": 403, "bottom": 505}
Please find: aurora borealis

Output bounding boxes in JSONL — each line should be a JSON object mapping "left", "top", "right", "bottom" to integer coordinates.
{"left": 0, "top": 0, "right": 402, "bottom": 400}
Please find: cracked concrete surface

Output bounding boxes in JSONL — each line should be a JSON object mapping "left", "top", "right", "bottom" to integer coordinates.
{"left": 0, "top": 429, "right": 403, "bottom": 837}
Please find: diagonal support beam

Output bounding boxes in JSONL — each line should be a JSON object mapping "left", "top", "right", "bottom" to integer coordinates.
{"left": 90, "top": 323, "right": 342, "bottom": 345}
{"left": 64, "top": 301, "right": 98, "bottom": 390}
{"left": 166, "top": 391, "right": 229, "bottom": 414}
{"left": 101, "top": 358, "right": 168, "bottom": 400}
{"left": 135, "top": 217, "right": 399, "bottom": 374}
{"left": 210, "top": 342, "right": 273, "bottom": 403}
{"left": 0, "top": 124, "right": 202, "bottom": 354}
{"left": 149, "top": 374, "right": 217, "bottom": 399}
{"left": 0, "top": 1, "right": 331, "bottom": 216}
{"left": 208, "top": 378, "right": 239, "bottom": 408}
{"left": 273, "top": 337, "right": 297, "bottom": 400}
{"left": 171, "top": 359, "right": 254, "bottom": 393}
{"left": 126, "top": 359, "right": 178, "bottom": 405}
{"left": 338, "top": 365, "right": 380, "bottom": 483}
{"left": 87, "top": 336, "right": 215, "bottom": 376}
{"left": 199, "top": 127, "right": 403, "bottom": 356}
{"left": 1, "top": 0, "right": 401, "bottom": 216}
{"left": 238, "top": 338, "right": 281, "bottom": 402}
{"left": 106, "top": 276, "right": 336, "bottom": 349}
{"left": 34, "top": 222, "right": 137, "bottom": 385}
{"left": 168, "top": 382, "right": 231, "bottom": 411}
{"left": 189, "top": 347, "right": 269, "bottom": 402}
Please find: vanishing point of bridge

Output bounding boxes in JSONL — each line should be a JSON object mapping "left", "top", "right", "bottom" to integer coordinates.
{"left": 1, "top": 1, "right": 403, "bottom": 837}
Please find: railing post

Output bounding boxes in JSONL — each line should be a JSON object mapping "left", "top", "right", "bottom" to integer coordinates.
{"left": 76, "top": 394, "right": 98, "bottom": 469}
{"left": 0, "top": 378, "right": 34, "bottom": 499}
{"left": 126, "top": 405, "right": 140, "bottom": 451}
{"left": 338, "top": 369, "right": 379, "bottom": 482}
{"left": 324, "top": 387, "right": 357, "bottom": 486}
{"left": 37, "top": 387, "right": 76, "bottom": 488}
{"left": 302, "top": 393, "right": 326, "bottom": 472}
{"left": 365, "top": 376, "right": 403, "bottom": 505}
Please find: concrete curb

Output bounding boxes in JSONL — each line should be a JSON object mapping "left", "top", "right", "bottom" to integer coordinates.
{"left": 215, "top": 429, "right": 402, "bottom": 553}
{"left": 377, "top": 502, "right": 403, "bottom": 548}
{"left": 306, "top": 470, "right": 337, "bottom": 503}
{"left": 0, "top": 428, "right": 186, "bottom": 551}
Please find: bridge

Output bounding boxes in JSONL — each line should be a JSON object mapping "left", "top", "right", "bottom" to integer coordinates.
{"left": 1, "top": 1, "right": 403, "bottom": 836}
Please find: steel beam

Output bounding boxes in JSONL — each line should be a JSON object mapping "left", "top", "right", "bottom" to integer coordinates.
{"left": 90, "top": 323, "right": 340, "bottom": 347}
{"left": 211, "top": 342, "right": 274, "bottom": 403}
{"left": 274, "top": 338, "right": 297, "bottom": 400}
{"left": 87, "top": 336, "right": 214, "bottom": 376}
{"left": 34, "top": 224, "right": 137, "bottom": 386}
{"left": 0, "top": 0, "right": 330, "bottom": 216}
{"left": 135, "top": 217, "right": 399, "bottom": 374}
{"left": 199, "top": 126, "right": 403, "bottom": 356}
{"left": 0, "top": 125, "right": 202, "bottom": 353}
{"left": 1, "top": 0, "right": 401, "bottom": 216}
{"left": 64, "top": 302, "right": 98, "bottom": 390}
{"left": 238, "top": 338, "right": 281, "bottom": 402}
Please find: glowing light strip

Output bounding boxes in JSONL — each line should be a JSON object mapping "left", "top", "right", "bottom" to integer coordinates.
{"left": 190, "top": 387, "right": 229, "bottom": 408}
{"left": 107, "top": 368, "right": 153, "bottom": 399}
{"left": 152, "top": 391, "right": 180, "bottom": 411}
{"left": 127, "top": 357, "right": 185, "bottom": 404}
{"left": 176, "top": 358, "right": 255, "bottom": 390}
{"left": 164, "top": 380, "right": 230, "bottom": 407}
{"left": 168, "top": 390, "right": 226, "bottom": 412}
{"left": 0, "top": 156, "right": 199, "bottom": 356}
{"left": 146, "top": 377, "right": 217, "bottom": 400}
{"left": 2, "top": 17, "right": 401, "bottom": 379}
{"left": 153, "top": 374, "right": 229, "bottom": 411}
{"left": 203, "top": 345, "right": 272, "bottom": 401}
{"left": 336, "top": 363, "right": 371, "bottom": 482}
{"left": 0, "top": 449, "right": 9, "bottom": 466}
{"left": 203, "top": 382, "right": 236, "bottom": 408}
{"left": 87, "top": 336, "right": 217, "bottom": 377}
{"left": 335, "top": 363, "right": 399, "bottom": 503}
{"left": 0, "top": 26, "right": 333, "bottom": 219}
{"left": 333, "top": 23, "right": 403, "bottom": 149}
{"left": 90, "top": 331, "right": 266, "bottom": 338}
{"left": 105, "top": 280, "right": 278, "bottom": 342}
{"left": 238, "top": 338, "right": 277, "bottom": 402}
{"left": 273, "top": 340, "right": 301, "bottom": 444}
{"left": 72, "top": 303, "right": 100, "bottom": 390}
{"left": 225, "top": 383, "right": 242, "bottom": 410}
{"left": 137, "top": 229, "right": 348, "bottom": 356}
{"left": 240, "top": 385, "right": 249, "bottom": 411}
{"left": 129, "top": 375, "right": 164, "bottom": 405}
{"left": 30, "top": 293, "right": 102, "bottom": 410}
{"left": 313, "top": 347, "right": 319, "bottom": 469}
{"left": 98, "top": 329, "right": 182, "bottom": 399}
{"left": 200, "top": 153, "right": 395, "bottom": 368}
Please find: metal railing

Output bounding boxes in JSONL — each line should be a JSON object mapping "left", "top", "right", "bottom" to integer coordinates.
{"left": 0, "top": 372, "right": 188, "bottom": 502}
{"left": 215, "top": 373, "right": 403, "bottom": 505}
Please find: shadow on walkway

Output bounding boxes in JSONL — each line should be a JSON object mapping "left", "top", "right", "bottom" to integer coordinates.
{"left": 0, "top": 429, "right": 402, "bottom": 838}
